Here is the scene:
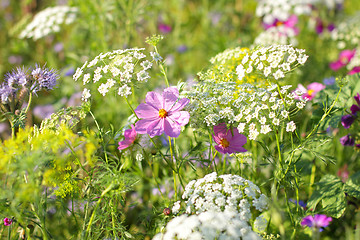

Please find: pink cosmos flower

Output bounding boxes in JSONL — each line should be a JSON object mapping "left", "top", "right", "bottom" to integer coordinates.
{"left": 295, "top": 82, "right": 325, "bottom": 100}
{"left": 348, "top": 66, "right": 360, "bottom": 75}
{"left": 329, "top": 49, "right": 356, "bottom": 71}
{"left": 118, "top": 125, "right": 137, "bottom": 150}
{"left": 3, "top": 218, "right": 12, "bottom": 226}
{"left": 301, "top": 214, "right": 332, "bottom": 232}
{"left": 212, "top": 123, "right": 247, "bottom": 154}
{"left": 134, "top": 87, "right": 190, "bottom": 138}
{"left": 263, "top": 15, "right": 299, "bottom": 34}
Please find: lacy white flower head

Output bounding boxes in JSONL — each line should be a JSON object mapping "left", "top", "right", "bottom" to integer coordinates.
{"left": 253, "top": 26, "right": 298, "bottom": 47}
{"left": 152, "top": 210, "right": 261, "bottom": 240}
{"left": 19, "top": 6, "right": 78, "bottom": 40}
{"left": 330, "top": 13, "right": 360, "bottom": 49}
{"left": 256, "top": 0, "right": 312, "bottom": 24}
{"left": 184, "top": 81, "right": 306, "bottom": 140}
{"left": 236, "top": 45, "right": 308, "bottom": 82}
{"left": 181, "top": 172, "right": 268, "bottom": 222}
{"left": 73, "top": 48, "right": 153, "bottom": 101}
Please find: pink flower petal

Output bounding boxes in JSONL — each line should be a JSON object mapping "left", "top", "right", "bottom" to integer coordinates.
{"left": 285, "top": 15, "right": 298, "bottom": 28}
{"left": 168, "top": 111, "right": 190, "bottom": 126}
{"left": 329, "top": 60, "right": 344, "bottom": 71}
{"left": 307, "top": 82, "right": 325, "bottom": 93}
{"left": 135, "top": 118, "right": 158, "bottom": 134}
{"left": 145, "top": 91, "right": 163, "bottom": 110}
{"left": 348, "top": 66, "right": 360, "bottom": 75}
{"left": 164, "top": 119, "right": 182, "bottom": 138}
{"left": 162, "top": 87, "right": 179, "bottom": 110}
{"left": 169, "top": 98, "right": 190, "bottom": 112}
{"left": 147, "top": 118, "right": 165, "bottom": 138}
{"left": 214, "top": 145, "right": 227, "bottom": 154}
{"left": 213, "top": 123, "right": 228, "bottom": 139}
{"left": 135, "top": 103, "right": 159, "bottom": 118}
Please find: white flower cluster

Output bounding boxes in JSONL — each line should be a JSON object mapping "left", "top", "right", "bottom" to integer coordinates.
{"left": 73, "top": 48, "right": 152, "bottom": 101}
{"left": 182, "top": 172, "right": 268, "bottom": 217}
{"left": 236, "top": 45, "right": 308, "bottom": 81}
{"left": 185, "top": 82, "right": 306, "bottom": 140}
{"left": 256, "top": 0, "right": 312, "bottom": 24}
{"left": 19, "top": 6, "right": 78, "bottom": 40}
{"left": 152, "top": 210, "right": 261, "bottom": 240}
{"left": 253, "top": 26, "right": 298, "bottom": 47}
{"left": 209, "top": 47, "right": 249, "bottom": 65}
{"left": 330, "top": 13, "right": 360, "bottom": 49}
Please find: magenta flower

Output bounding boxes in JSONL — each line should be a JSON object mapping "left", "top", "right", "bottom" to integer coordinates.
{"left": 3, "top": 218, "right": 12, "bottom": 226}
{"left": 134, "top": 87, "right": 190, "bottom": 138}
{"left": 118, "top": 125, "right": 137, "bottom": 150}
{"left": 212, "top": 123, "right": 247, "bottom": 154}
{"left": 340, "top": 134, "right": 355, "bottom": 146}
{"left": 158, "top": 23, "right": 172, "bottom": 34}
{"left": 295, "top": 82, "right": 325, "bottom": 100}
{"left": 348, "top": 66, "right": 360, "bottom": 75}
{"left": 301, "top": 214, "right": 332, "bottom": 232}
{"left": 330, "top": 49, "right": 356, "bottom": 71}
{"left": 263, "top": 15, "right": 299, "bottom": 34}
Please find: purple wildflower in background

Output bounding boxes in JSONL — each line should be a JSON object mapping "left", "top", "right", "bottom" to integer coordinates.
{"left": 134, "top": 87, "right": 190, "bottom": 138}
{"left": 323, "top": 77, "right": 335, "bottom": 85}
{"left": 340, "top": 134, "right": 355, "bottom": 146}
{"left": 301, "top": 214, "right": 332, "bottom": 232}
{"left": 3, "top": 218, "right": 12, "bottom": 226}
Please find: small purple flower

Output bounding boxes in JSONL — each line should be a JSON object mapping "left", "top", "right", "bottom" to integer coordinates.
{"left": 134, "top": 87, "right": 190, "bottom": 138}
{"left": 3, "top": 218, "right": 12, "bottom": 226}
{"left": 323, "top": 77, "right": 335, "bottom": 85}
{"left": 340, "top": 134, "right": 355, "bottom": 146}
{"left": 212, "top": 123, "right": 247, "bottom": 154}
{"left": 289, "top": 198, "right": 307, "bottom": 208}
{"left": 177, "top": 45, "right": 188, "bottom": 53}
{"left": 341, "top": 114, "right": 355, "bottom": 129}
{"left": 301, "top": 214, "right": 332, "bottom": 232}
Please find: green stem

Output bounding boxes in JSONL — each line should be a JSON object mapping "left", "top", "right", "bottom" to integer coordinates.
{"left": 154, "top": 46, "right": 170, "bottom": 87}
{"left": 169, "top": 137, "right": 177, "bottom": 200}
{"left": 124, "top": 96, "right": 139, "bottom": 120}
{"left": 24, "top": 92, "right": 32, "bottom": 114}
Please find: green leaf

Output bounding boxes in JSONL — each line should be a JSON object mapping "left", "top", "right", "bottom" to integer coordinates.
{"left": 344, "top": 171, "right": 360, "bottom": 199}
{"left": 307, "top": 175, "right": 346, "bottom": 218}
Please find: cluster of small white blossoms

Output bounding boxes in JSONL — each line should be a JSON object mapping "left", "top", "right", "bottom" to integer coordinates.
{"left": 209, "top": 47, "right": 249, "bottom": 65}
{"left": 236, "top": 45, "right": 308, "bottom": 81}
{"left": 152, "top": 210, "right": 261, "bottom": 240}
{"left": 256, "top": 0, "right": 312, "bottom": 24}
{"left": 180, "top": 172, "right": 268, "bottom": 219}
{"left": 73, "top": 48, "right": 153, "bottom": 101}
{"left": 19, "top": 6, "right": 78, "bottom": 40}
{"left": 253, "top": 26, "right": 298, "bottom": 47}
{"left": 185, "top": 81, "right": 306, "bottom": 140}
{"left": 330, "top": 13, "right": 360, "bottom": 49}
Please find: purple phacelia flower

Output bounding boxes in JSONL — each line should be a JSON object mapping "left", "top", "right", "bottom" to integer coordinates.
{"left": 31, "top": 64, "right": 59, "bottom": 91}
{"left": 5, "top": 67, "right": 28, "bottom": 87}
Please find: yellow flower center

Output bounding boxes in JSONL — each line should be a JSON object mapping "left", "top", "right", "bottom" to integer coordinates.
{"left": 220, "top": 138, "right": 230, "bottom": 148}
{"left": 158, "top": 109, "right": 168, "bottom": 118}
{"left": 307, "top": 89, "right": 314, "bottom": 96}
{"left": 276, "top": 21, "right": 284, "bottom": 26}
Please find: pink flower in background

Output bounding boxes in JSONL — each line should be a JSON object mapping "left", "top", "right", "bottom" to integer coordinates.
{"left": 118, "top": 125, "right": 137, "bottom": 150}
{"left": 296, "top": 82, "right": 325, "bottom": 100}
{"left": 135, "top": 87, "right": 190, "bottom": 138}
{"left": 348, "top": 66, "right": 360, "bottom": 75}
{"left": 301, "top": 214, "right": 332, "bottom": 232}
{"left": 3, "top": 218, "right": 12, "bottom": 226}
{"left": 263, "top": 15, "right": 299, "bottom": 34}
{"left": 212, "top": 123, "right": 247, "bottom": 154}
{"left": 158, "top": 23, "right": 172, "bottom": 34}
{"left": 329, "top": 49, "right": 356, "bottom": 71}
